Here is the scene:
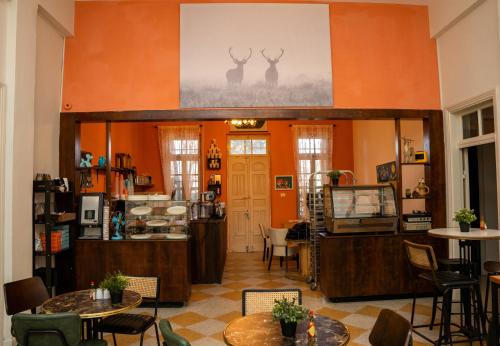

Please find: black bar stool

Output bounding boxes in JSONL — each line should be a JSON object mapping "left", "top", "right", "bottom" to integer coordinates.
{"left": 484, "top": 261, "right": 500, "bottom": 320}
{"left": 488, "top": 275, "right": 500, "bottom": 345}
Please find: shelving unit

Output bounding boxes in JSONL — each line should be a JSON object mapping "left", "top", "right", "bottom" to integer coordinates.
{"left": 32, "top": 180, "right": 76, "bottom": 296}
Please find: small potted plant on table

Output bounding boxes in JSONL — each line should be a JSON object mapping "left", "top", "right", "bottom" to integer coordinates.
{"left": 453, "top": 208, "right": 477, "bottom": 232}
{"left": 272, "top": 297, "right": 310, "bottom": 338}
{"left": 327, "top": 170, "right": 342, "bottom": 186}
{"left": 99, "top": 271, "right": 129, "bottom": 304}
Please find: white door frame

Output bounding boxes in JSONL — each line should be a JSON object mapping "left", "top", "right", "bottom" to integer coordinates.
{"left": 443, "top": 88, "right": 500, "bottom": 259}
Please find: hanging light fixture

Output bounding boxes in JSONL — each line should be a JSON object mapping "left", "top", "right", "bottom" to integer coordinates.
{"left": 228, "top": 119, "right": 265, "bottom": 129}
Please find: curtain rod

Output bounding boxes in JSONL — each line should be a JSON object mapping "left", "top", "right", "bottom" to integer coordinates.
{"left": 288, "top": 124, "right": 336, "bottom": 127}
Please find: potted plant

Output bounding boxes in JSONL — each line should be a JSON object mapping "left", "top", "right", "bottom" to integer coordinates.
{"left": 327, "top": 170, "right": 342, "bottom": 186}
{"left": 453, "top": 208, "right": 477, "bottom": 232}
{"left": 99, "top": 271, "right": 129, "bottom": 304}
{"left": 272, "top": 297, "right": 310, "bottom": 338}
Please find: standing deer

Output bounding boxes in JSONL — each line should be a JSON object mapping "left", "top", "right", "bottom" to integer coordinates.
{"left": 261, "top": 48, "right": 284, "bottom": 87}
{"left": 226, "top": 47, "right": 252, "bottom": 86}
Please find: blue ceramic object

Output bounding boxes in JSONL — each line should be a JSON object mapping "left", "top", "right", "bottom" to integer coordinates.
{"left": 80, "top": 153, "right": 93, "bottom": 168}
{"left": 98, "top": 156, "right": 106, "bottom": 168}
{"left": 111, "top": 212, "right": 124, "bottom": 240}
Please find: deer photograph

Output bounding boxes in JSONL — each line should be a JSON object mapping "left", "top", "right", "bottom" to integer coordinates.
{"left": 261, "top": 48, "right": 284, "bottom": 87}
{"left": 226, "top": 47, "right": 252, "bottom": 86}
{"left": 180, "top": 4, "right": 332, "bottom": 107}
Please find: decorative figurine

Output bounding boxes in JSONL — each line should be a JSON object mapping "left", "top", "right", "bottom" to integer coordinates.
{"left": 402, "top": 137, "right": 414, "bottom": 163}
{"left": 111, "top": 211, "right": 125, "bottom": 240}
{"left": 414, "top": 178, "right": 430, "bottom": 197}
{"left": 80, "top": 153, "right": 93, "bottom": 168}
{"left": 98, "top": 156, "right": 106, "bottom": 168}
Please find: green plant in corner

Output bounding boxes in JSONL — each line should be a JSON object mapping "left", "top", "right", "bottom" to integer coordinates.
{"left": 272, "top": 296, "right": 309, "bottom": 323}
{"left": 99, "top": 271, "right": 129, "bottom": 294}
{"left": 453, "top": 208, "right": 477, "bottom": 225}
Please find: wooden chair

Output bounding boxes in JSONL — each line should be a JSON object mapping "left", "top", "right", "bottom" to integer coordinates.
{"left": 3, "top": 276, "right": 49, "bottom": 315}
{"left": 97, "top": 275, "right": 160, "bottom": 346}
{"left": 11, "top": 312, "right": 107, "bottom": 346}
{"left": 369, "top": 309, "right": 411, "bottom": 346}
{"left": 267, "top": 228, "right": 298, "bottom": 272}
{"left": 258, "top": 224, "right": 270, "bottom": 262}
{"left": 242, "top": 288, "right": 301, "bottom": 316}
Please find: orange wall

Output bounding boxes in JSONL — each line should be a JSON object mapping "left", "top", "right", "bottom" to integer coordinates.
{"left": 80, "top": 120, "right": 353, "bottom": 226}
{"left": 62, "top": 1, "right": 440, "bottom": 111}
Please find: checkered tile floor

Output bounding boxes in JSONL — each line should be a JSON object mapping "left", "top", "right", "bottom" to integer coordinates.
{"left": 106, "top": 252, "right": 483, "bottom": 345}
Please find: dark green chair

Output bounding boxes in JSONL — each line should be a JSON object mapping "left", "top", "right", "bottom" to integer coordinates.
{"left": 11, "top": 312, "right": 107, "bottom": 346}
{"left": 159, "top": 320, "right": 190, "bottom": 346}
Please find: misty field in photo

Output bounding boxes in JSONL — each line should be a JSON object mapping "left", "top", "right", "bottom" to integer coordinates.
{"left": 180, "top": 81, "right": 333, "bottom": 108}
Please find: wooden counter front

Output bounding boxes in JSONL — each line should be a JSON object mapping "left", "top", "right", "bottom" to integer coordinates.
{"left": 319, "top": 233, "right": 447, "bottom": 301}
{"left": 74, "top": 239, "right": 191, "bottom": 303}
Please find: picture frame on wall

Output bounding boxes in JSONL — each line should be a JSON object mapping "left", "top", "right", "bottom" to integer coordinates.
{"left": 275, "top": 175, "right": 293, "bottom": 190}
{"left": 376, "top": 161, "right": 397, "bottom": 183}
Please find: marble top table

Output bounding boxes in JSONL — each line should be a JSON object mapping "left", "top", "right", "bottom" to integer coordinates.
{"left": 428, "top": 228, "right": 500, "bottom": 240}
{"left": 41, "top": 289, "right": 142, "bottom": 319}
{"left": 223, "top": 312, "right": 350, "bottom": 346}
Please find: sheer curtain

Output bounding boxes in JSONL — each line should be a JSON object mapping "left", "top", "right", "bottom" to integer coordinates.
{"left": 157, "top": 126, "right": 200, "bottom": 201}
{"left": 292, "top": 125, "right": 333, "bottom": 219}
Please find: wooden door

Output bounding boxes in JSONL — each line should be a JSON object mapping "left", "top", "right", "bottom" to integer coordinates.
{"left": 228, "top": 137, "right": 270, "bottom": 252}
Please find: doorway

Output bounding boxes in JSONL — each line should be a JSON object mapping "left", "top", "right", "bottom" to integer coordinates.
{"left": 227, "top": 136, "right": 270, "bottom": 252}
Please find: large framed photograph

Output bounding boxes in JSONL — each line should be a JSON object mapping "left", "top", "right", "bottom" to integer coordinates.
{"left": 275, "top": 175, "right": 293, "bottom": 190}
{"left": 180, "top": 4, "right": 333, "bottom": 108}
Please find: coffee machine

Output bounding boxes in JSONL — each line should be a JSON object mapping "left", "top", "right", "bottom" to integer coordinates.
{"left": 78, "top": 193, "right": 104, "bottom": 239}
{"left": 198, "top": 191, "right": 215, "bottom": 219}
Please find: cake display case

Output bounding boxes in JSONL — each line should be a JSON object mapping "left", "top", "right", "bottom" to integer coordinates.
{"left": 124, "top": 195, "right": 189, "bottom": 240}
{"left": 323, "top": 184, "right": 398, "bottom": 234}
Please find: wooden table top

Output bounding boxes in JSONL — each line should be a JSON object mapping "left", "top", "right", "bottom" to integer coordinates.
{"left": 428, "top": 228, "right": 500, "bottom": 240}
{"left": 223, "top": 312, "right": 349, "bottom": 346}
{"left": 41, "top": 289, "right": 142, "bottom": 319}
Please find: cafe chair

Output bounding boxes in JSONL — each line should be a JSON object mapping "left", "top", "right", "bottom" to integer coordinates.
{"left": 242, "top": 288, "right": 302, "bottom": 316}
{"left": 3, "top": 276, "right": 49, "bottom": 315}
{"left": 158, "top": 319, "right": 191, "bottom": 346}
{"left": 484, "top": 261, "right": 500, "bottom": 320}
{"left": 369, "top": 309, "right": 411, "bottom": 346}
{"left": 267, "top": 228, "right": 298, "bottom": 272}
{"left": 404, "top": 240, "right": 486, "bottom": 345}
{"left": 11, "top": 312, "right": 107, "bottom": 346}
{"left": 96, "top": 275, "right": 160, "bottom": 346}
{"left": 259, "top": 224, "right": 270, "bottom": 262}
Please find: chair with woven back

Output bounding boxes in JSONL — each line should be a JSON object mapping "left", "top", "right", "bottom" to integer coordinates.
{"left": 3, "top": 276, "right": 49, "bottom": 315}
{"left": 96, "top": 275, "right": 160, "bottom": 346}
{"left": 11, "top": 312, "right": 107, "bottom": 346}
{"left": 258, "top": 224, "right": 270, "bottom": 262}
{"left": 241, "top": 288, "right": 302, "bottom": 316}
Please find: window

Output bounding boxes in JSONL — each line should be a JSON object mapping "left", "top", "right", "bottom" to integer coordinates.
{"left": 461, "top": 102, "right": 495, "bottom": 140}
{"left": 292, "top": 126, "right": 333, "bottom": 218}
{"left": 229, "top": 138, "right": 267, "bottom": 155}
{"left": 157, "top": 126, "right": 200, "bottom": 201}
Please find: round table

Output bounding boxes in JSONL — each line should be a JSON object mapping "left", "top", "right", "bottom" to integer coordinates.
{"left": 42, "top": 289, "right": 142, "bottom": 339}
{"left": 223, "top": 312, "right": 349, "bottom": 346}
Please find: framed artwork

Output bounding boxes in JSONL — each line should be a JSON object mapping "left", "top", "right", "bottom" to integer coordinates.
{"left": 275, "top": 175, "right": 293, "bottom": 190}
{"left": 180, "top": 4, "right": 333, "bottom": 108}
{"left": 376, "top": 161, "right": 397, "bottom": 183}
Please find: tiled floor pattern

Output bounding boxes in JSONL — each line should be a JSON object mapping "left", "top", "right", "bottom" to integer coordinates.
{"left": 106, "top": 252, "right": 481, "bottom": 345}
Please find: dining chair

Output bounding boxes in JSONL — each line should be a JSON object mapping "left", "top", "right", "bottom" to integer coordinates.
{"left": 369, "top": 309, "right": 411, "bottom": 346}
{"left": 11, "top": 312, "right": 107, "bottom": 346}
{"left": 96, "top": 275, "right": 160, "bottom": 346}
{"left": 242, "top": 288, "right": 302, "bottom": 316}
{"left": 267, "top": 228, "right": 298, "bottom": 271}
{"left": 158, "top": 319, "right": 191, "bottom": 346}
{"left": 3, "top": 276, "right": 49, "bottom": 315}
{"left": 258, "top": 223, "right": 270, "bottom": 262}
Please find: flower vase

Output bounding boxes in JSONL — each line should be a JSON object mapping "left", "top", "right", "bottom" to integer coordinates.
{"left": 280, "top": 320, "right": 297, "bottom": 338}
{"left": 110, "top": 290, "right": 123, "bottom": 304}
{"left": 459, "top": 222, "right": 470, "bottom": 232}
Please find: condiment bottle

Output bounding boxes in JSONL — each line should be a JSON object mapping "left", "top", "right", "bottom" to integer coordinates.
{"left": 307, "top": 310, "right": 316, "bottom": 344}
{"left": 90, "top": 281, "right": 96, "bottom": 300}
{"left": 480, "top": 216, "right": 487, "bottom": 230}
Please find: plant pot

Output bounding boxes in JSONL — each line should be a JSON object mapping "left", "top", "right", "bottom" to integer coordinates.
{"left": 279, "top": 320, "right": 297, "bottom": 338}
{"left": 330, "top": 177, "right": 339, "bottom": 186}
{"left": 110, "top": 290, "right": 123, "bottom": 304}
{"left": 459, "top": 222, "right": 470, "bottom": 232}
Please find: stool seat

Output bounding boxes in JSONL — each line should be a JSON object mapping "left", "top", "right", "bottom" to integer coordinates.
{"left": 485, "top": 261, "right": 500, "bottom": 274}
{"left": 420, "top": 271, "right": 477, "bottom": 288}
{"left": 438, "top": 258, "right": 467, "bottom": 272}
{"left": 490, "top": 275, "right": 500, "bottom": 285}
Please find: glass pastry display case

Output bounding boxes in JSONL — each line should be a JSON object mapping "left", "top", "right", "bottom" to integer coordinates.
{"left": 323, "top": 184, "right": 398, "bottom": 234}
{"left": 124, "top": 195, "right": 189, "bottom": 240}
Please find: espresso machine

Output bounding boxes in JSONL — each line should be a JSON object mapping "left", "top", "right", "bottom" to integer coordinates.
{"left": 198, "top": 191, "right": 215, "bottom": 219}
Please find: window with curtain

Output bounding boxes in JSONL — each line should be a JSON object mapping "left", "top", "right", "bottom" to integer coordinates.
{"left": 292, "top": 125, "right": 333, "bottom": 218}
{"left": 157, "top": 126, "right": 200, "bottom": 201}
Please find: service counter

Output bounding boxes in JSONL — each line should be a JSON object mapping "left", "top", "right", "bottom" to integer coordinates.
{"left": 319, "top": 232, "right": 448, "bottom": 301}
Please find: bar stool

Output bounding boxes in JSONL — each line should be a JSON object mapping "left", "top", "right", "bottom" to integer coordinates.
{"left": 404, "top": 240, "right": 486, "bottom": 345}
{"left": 488, "top": 275, "right": 500, "bottom": 345}
{"left": 484, "top": 261, "right": 500, "bottom": 320}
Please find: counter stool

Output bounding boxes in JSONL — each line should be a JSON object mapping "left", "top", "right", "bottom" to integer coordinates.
{"left": 484, "top": 261, "right": 500, "bottom": 321}
{"left": 404, "top": 240, "right": 486, "bottom": 345}
{"left": 488, "top": 275, "right": 500, "bottom": 345}
{"left": 259, "top": 224, "right": 270, "bottom": 262}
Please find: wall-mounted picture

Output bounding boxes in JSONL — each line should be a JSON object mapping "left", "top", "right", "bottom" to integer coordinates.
{"left": 376, "top": 161, "right": 398, "bottom": 183}
{"left": 275, "top": 175, "right": 293, "bottom": 190}
{"left": 180, "top": 4, "right": 333, "bottom": 108}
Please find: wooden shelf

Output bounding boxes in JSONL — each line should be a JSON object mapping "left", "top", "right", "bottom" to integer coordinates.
{"left": 134, "top": 183, "right": 154, "bottom": 188}
{"left": 400, "top": 162, "right": 430, "bottom": 166}
{"left": 402, "top": 196, "right": 431, "bottom": 200}
{"left": 76, "top": 166, "right": 136, "bottom": 174}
